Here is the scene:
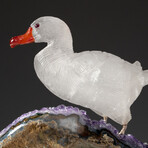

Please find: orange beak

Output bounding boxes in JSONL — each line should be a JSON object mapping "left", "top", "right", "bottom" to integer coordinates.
{"left": 10, "top": 27, "right": 35, "bottom": 48}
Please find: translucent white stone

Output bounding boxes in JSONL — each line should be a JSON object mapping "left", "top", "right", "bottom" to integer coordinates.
{"left": 31, "top": 16, "right": 147, "bottom": 125}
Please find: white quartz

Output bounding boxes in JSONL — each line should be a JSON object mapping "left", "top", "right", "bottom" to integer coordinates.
{"left": 31, "top": 16, "right": 147, "bottom": 125}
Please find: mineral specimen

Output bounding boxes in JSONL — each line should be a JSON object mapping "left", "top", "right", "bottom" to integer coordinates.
{"left": 0, "top": 105, "right": 147, "bottom": 148}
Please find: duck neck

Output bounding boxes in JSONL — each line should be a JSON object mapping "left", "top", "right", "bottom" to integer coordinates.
{"left": 47, "top": 30, "right": 74, "bottom": 55}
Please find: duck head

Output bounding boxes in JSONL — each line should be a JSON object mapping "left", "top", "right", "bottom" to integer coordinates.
{"left": 10, "top": 16, "right": 73, "bottom": 51}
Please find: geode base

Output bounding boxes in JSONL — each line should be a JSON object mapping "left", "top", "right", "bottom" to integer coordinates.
{"left": 1, "top": 114, "right": 120, "bottom": 148}
{"left": 0, "top": 105, "right": 147, "bottom": 148}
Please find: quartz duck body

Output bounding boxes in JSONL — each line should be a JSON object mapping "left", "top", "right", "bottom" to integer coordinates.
{"left": 10, "top": 16, "right": 148, "bottom": 133}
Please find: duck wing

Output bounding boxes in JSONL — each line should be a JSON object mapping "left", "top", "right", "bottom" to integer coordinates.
{"left": 67, "top": 51, "right": 143, "bottom": 124}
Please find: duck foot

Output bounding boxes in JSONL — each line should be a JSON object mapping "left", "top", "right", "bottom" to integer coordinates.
{"left": 103, "top": 116, "right": 108, "bottom": 123}
{"left": 119, "top": 124, "right": 127, "bottom": 135}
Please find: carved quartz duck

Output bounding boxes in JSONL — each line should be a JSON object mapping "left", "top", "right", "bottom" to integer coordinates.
{"left": 10, "top": 16, "right": 148, "bottom": 134}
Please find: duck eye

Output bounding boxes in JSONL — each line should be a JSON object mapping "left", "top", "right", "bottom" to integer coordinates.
{"left": 35, "top": 23, "right": 40, "bottom": 28}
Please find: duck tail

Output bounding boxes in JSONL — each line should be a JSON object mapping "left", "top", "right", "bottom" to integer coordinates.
{"left": 143, "top": 70, "right": 148, "bottom": 86}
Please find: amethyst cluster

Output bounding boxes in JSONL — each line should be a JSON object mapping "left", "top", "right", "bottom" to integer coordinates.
{"left": 0, "top": 105, "right": 147, "bottom": 148}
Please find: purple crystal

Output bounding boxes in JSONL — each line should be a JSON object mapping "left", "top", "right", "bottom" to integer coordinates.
{"left": 0, "top": 105, "right": 147, "bottom": 148}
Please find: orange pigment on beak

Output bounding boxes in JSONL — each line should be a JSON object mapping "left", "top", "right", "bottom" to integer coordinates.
{"left": 10, "top": 27, "right": 35, "bottom": 48}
